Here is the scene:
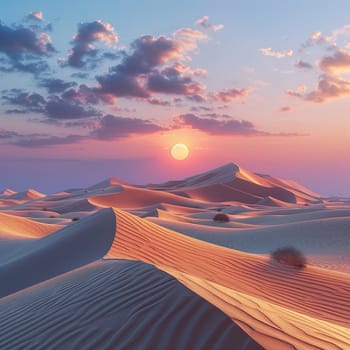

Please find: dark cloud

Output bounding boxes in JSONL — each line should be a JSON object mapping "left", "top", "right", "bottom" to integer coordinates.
{"left": 2, "top": 90, "right": 46, "bottom": 111}
{"left": 94, "top": 35, "right": 183, "bottom": 99}
{"left": 13, "top": 134, "right": 84, "bottom": 147}
{"left": 295, "top": 60, "right": 313, "bottom": 69}
{"left": 118, "top": 35, "right": 181, "bottom": 75}
{"left": 147, "top": 65, "right": 205, "bottom": 95}
{"left": 95, "top": 32, "right": 206, "bottom": 100}
{"left": 92, "top": 114, "right": 165, "bottom": 139}
{"left": 0, "top": 20, "right": 54, "bottom": 74}
{"left": 173, "top": 113, "right": 265, "bottom": 135}
{"left": 147, "top": 98, "right": 171, "bottom": 106}
{"left": 61, "top": 84, "right": 101, "bottom": 104}
{"left": 45, "top": 97, "right": 101, "bottom": 119}
{"left": 71, "top": 72, "right": 90, "bottom": 79}
{"left": 39, "top": 78, "right": 77, "bottom": 93}
{"left": 5, "top": 108, "right": 28, "bottom": 114}
{"left": 186, "top": 94, "right": 208, "bottom": 103}
{"left": 190, "top": 106, "right": 214, "bottom": 112}
{"left": 0, "top": 59, "right": 50, "bottom": 74}
{"left": 66, "top": 20, "right": 118, "bottom": 68}
{"left": 2, "top": 88, "right": 101, "bottom": 119}
{"left": 0, "top": 129, "right": 20, "bottom": 138}
{"left": 212, "top": 87, "right": 250, "bottom": 102}
{"left": 173, "top": 113, "right": 300, "bottom": 136}
{"left": 2, "top": 113, "right": 167, "bottom": 147}
{"left": 0, "top": 22, "right": 54, "bottom": 58}
{"left": 96, "top": 72, "right": 149, "bottom": 98}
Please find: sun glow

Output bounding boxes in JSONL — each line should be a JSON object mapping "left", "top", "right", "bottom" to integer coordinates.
{"left": 171, "top": 143, "right": 189, "bottom": 160}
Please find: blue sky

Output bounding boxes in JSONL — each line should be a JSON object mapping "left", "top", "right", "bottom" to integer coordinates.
{"left": 0, "top": 1, "right": 350, "bottom": 195}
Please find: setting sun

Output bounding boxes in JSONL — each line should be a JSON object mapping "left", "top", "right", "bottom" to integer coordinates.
{"left": 171, "top": 143, "right": 189, "bottom": 160}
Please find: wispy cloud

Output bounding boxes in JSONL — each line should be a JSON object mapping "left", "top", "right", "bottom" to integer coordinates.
{"left": 295, "top": 59, "right": 313, "bottom": 69}
{"left": 280, "top": 106, "right": 292, "bottom": 112}
{"left": 27, "top": 11, "right": 44, "bottom": 22}
{"left": 92, "top": 114, "right": 166, "bottom": 139}
{"left": 195, "top": 16, "right": 224, "bottom": 31}
{"left": 260, "top": 47, "right": 293, "bottom": 59}
{"left": 212, "top": 87, "right": 250, "bottom": 103}
{"left": 173, "top": 113, "right": 301, "bottom": 136}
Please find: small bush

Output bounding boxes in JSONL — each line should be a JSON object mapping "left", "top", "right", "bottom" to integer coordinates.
{"left": 71, "top": 217, "right": 80, "bottom": 221}
{"left": 213, "top": 213, "right": 230, "bottom": 223}
{"left": 271, "top": 247, "right": 307, "bottom": 269}
{"left": 49, "top": 215, "right": 55, "bottom": 218}
{"left": 42, "top": 207, "right": 48, "bottom": 211}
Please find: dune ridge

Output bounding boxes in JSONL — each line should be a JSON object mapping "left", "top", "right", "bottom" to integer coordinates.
{"left": 105, "top": 209, "right": 350, "bottom": 348}
{"left": 149, "top": 163, "right": 320, "bottom": 205}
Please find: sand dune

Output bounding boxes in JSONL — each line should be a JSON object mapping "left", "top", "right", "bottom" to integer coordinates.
{"left": 150, "top": 163, "right": 320, "bottom": 205}
{"left": 0, "top": 260, "right": 262, "bottom": 350}
{"left": 88, "top": 177, "right": 128, "bottom": 190}
{"left": 169, "top": 269, "right": 350, "bottom": 350}
{"left": 0, "top": 212, "right": 61, "bottom": 239}
{"left": 0, "top": 189, "right": 16, "bottom": 197}
{"left": 6, "top": 189, "right": 45, "bottom": 201}
{"left": 149, "top": 213, "right": 350, "bottom": 272}
{"left": 256, "top": 196, "right": 293, "bottom": 207}
{"left": 0, "top": 163, "right": 349, "bottom": 349}
{"left": 106, "top": 209, "right": 350, "bottom": 348}
{"left": 89, "top": 185, "right": 210, "bottom": 209}
{"left": 0, "top": 209, "right": 115, "bottom": 298}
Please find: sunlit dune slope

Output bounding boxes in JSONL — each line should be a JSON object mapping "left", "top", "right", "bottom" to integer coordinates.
{"left": 107, "top": 210, "right": 350, "bottom": 327}
{"left": 149, "top": 163, "right": 320, "bottom": 204}
{"left": 6, "top": 189, "right": 45, "bottom": 201}
{"left": 0, "top": 212, "right": 62, "bottom": 239}
{"left": 105, "top": 209, "right": 350, "bottom": 349}
{"left": 89, "top": 185, "right": 209, "bottom": 209}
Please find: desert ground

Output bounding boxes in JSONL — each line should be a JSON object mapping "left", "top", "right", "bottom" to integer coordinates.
{"left": 0, "top": 163, "right": 349, "bottom": 349}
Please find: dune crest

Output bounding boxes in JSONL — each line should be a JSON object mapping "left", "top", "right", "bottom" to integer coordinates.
{"left": 106, "top": 209, "right": 350, "bottom": 348}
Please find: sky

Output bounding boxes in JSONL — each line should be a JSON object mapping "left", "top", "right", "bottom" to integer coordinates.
{"left": 0, "top": 0, "right": 349, "bottom": 195}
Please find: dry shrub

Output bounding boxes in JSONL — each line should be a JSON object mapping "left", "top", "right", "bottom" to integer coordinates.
{"left": 213, "top": 213, "right": 230, "bottom": 223}
{"left": 271, "top": 247, "right": 306, "bottom": 269}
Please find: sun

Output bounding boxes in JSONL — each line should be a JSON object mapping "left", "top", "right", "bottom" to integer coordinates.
{"left": 171, "top": 143, "right": 189, "bottom": 160}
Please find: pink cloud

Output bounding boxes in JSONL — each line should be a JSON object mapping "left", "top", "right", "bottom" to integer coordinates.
{"left": 319, "top": 49, "right": 350, "bottom": 74}
{"left": 195, "top": 16, "right": 224, "bottom": 31}
{"left": 72, "top": 20, "right": 118, "bottom": 45}
{"left": 287, "top": 74, "right": 350, "bottom": 103}
{"left": 27, "top": 11, "right": 43, "bottom": 21}
{"left": 212, "top": 88, "right": 250, "bottom": 103}
{"left": 288, "top": 46, "right": 350, "bottom": 103}
{"left": 260, "top": 47, "right": 293, "bottom": 59}
{"left": 280, "top": 106, "right": 292, "bottom": 112}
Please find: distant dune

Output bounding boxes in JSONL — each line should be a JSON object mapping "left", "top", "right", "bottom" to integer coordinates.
{"left": 0, "top": 163, "right": 349, "bottom": 349}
